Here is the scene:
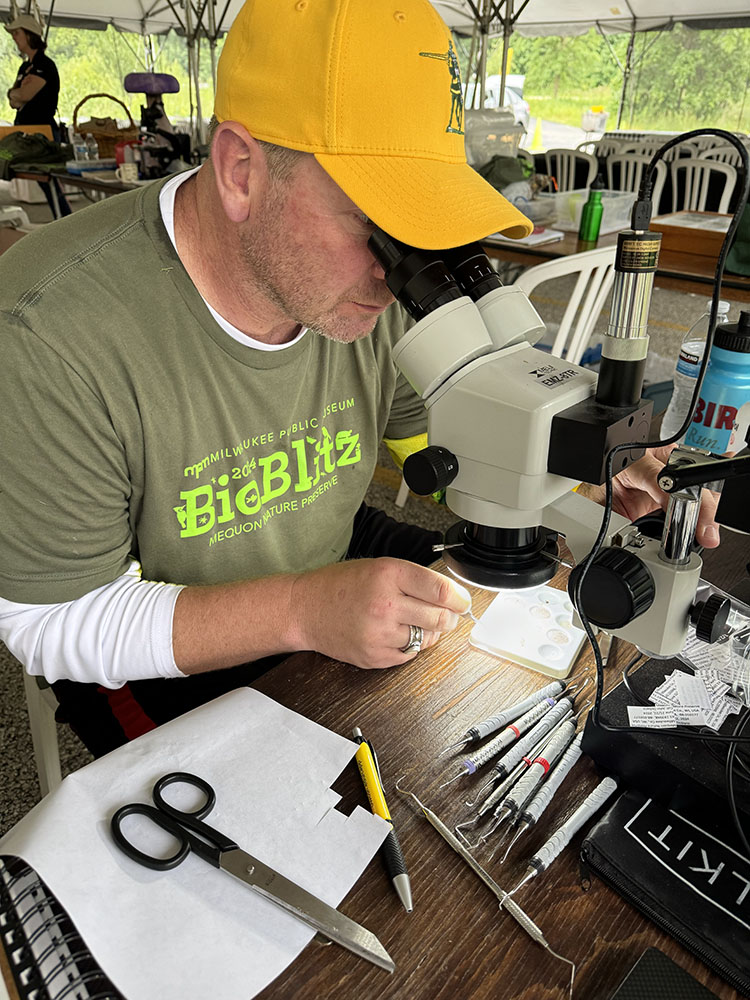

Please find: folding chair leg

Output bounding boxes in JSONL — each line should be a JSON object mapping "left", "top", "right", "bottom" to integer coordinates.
{"left": 395, "top": 474, "right": 411, "bottom": 509}
{"left": 23, "top": 671, "right": 62, "bottom": 797}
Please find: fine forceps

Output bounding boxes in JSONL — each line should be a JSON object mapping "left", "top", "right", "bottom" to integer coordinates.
{"left": 111, "top": 771, "right": 394, "bottom": 973}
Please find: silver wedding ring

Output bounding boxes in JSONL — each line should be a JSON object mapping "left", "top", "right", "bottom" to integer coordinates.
{"left": 400, "top": 624, "right": 424, "bottom": 654}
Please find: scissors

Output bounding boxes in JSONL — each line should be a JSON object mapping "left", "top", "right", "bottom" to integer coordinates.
{"left": 111, "top": 771, "right": 394, "bottom": 972}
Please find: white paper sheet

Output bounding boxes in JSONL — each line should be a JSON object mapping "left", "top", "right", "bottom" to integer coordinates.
{"left": 0, "top": 689, "right": 390, "bottom": 1000}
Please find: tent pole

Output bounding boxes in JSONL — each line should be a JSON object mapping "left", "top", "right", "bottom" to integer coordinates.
{"left": 498, "top": 0, "right": 514, "bottom": 107}
{"left": 477, "top": 0, "right": 492, "bottom": 106}
{"left": 464, "top": 23, "right": 478, "bottom": 108}
{"left": 184, "top": 1, "right": 205, "bottom": 145}
{"left": 43, "top": 0, "right": 55, "bottom": 41}
{"left": 616, "top": 26, "right": 635, "bottom": 129}
{"left": 207, "top": 0, "right": 218, "bottom": 93}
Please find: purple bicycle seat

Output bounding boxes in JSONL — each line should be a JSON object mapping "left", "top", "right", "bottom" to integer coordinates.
{"left": 124, "top": 73, "right": 180, "bottom": 95}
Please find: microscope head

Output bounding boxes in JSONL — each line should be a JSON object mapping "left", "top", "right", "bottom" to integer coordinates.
{"left": 369, "top": 230, "right": 650, "bottom": 592}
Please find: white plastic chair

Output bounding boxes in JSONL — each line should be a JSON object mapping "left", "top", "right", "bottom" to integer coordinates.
{"left": 0, "top": 205, "right": 31, "bottom": 228}
{"left": 513, "top": 245, "right": 617, "bottom": 365}
{"left": 692, "top": 135, "right": 728, "bottom": 153}
{"left": 606, "top": 154, "right": 668, "bottom": 214}
{"left": 394, "top": 246, "right": 618, "bottom": 509}
{"left": 621, "top": 139, "right": 695, "bottom": 162}
{"left": 23, "top": 672, "right": 62, "bottom": 796}
{"left": 544, "top": 149, "right": 597, "bottom": 191}
{"left": 699, "top": 145, "right": 745, "bottom": 168}
{"left": 594, "top": 138, "right": 626, "bottom": 158}
{"left": 671, "top": 158, "right": 737, "bottom": 214}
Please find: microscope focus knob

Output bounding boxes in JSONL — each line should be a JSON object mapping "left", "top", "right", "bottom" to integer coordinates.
{"left": 403, "top": 446, "right": 459, "bottom": 495}
{"left": 568, "top": 548, "right": 655, "bottom": 629}
{"left": 690, "top": 594, "right": 731, "bottom": 644}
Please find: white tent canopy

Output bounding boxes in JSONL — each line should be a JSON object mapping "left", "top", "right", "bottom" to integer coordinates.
{"left": 2, "top": 0, "right": 748, "bottom": 135}
{"left": 0, "top": 1, "right": 244, "bottom": 35}
{"left": 2, "top": 0, "right": 749, "bottom": 38}
{"left": 433, "top": 0, "right": 750, "bottom": 37}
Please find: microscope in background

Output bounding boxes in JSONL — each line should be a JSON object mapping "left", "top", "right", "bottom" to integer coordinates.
{"left": 367, "top": 226, "right": 750, "bottom": 661}
{"left": 123, "top": 73, "right": 191, "bottom": 179}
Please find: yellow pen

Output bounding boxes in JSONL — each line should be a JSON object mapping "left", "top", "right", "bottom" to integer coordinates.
{"left": 353, "top": 727, "right": 413, "bottom": 912}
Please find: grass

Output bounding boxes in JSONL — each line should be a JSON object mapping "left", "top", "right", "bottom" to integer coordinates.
{"left": 526, "top": 92, "right": 750, "bottom": 135}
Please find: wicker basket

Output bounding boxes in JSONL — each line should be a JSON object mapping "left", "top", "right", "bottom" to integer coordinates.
{"left": 72, "top": 93, "right": 139, "bottom": 157}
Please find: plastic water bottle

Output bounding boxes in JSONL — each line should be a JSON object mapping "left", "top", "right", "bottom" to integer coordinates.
{"left": 660, "top": 299, "right": 730, "bottom": 440}
{"left": 72, "top": 133, "right": 88, "bottom": 162}
{"left": 85, "top": 133, "right": 99, "bottom": 161}
{"left": 684, "top": 309, "right": 750, "bottom": 455}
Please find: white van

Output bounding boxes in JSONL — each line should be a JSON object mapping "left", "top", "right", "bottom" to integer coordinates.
{"left": 463, "top": 74, "right": 530, "bottom": 131}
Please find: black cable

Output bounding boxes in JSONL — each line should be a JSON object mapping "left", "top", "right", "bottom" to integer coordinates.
{"left": 621, "top": 655, "right": 750, "bottom": 773}
{"left": 705, "top": 733, "right": 750, "bottom": 780}
{"left": 620, "top": 652, "right": 648, "bottom": 705}
{"left": 574, "top": 126, "right": 750, "bottom": 747}
{"left": 571, "top": 128, "right": 750, "bottom": 849}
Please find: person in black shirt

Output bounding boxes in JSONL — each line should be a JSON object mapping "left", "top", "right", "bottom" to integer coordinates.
{"left": 4, "top": 12, "right": 71, "bottom": 216}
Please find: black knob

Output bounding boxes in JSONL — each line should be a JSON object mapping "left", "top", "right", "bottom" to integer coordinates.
{"left": 690, "top": 594, "right": 731, "bottom": 644}
{"left": 568, "top": 547, "right": 655, "bottom": 630}
{"left": 403, "top": 446, "right": 459, "bottom": 495}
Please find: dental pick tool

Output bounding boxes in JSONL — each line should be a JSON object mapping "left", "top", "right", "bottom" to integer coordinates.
{"left": 395, "top": 779, "right": 576, "bottom": 998}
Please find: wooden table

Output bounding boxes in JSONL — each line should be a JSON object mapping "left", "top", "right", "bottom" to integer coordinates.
{"left": 483, "top": 231, "right": 750, "bottom": 302}
{"left": 248, "top": 539, "right": 749, "bottom": 1000}
{"left": 1, "top": 545, "right": 746, "bottom": 1000}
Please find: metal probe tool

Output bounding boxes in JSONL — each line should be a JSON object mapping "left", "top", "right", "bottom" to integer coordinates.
{"left": 440, "top": 696, "right": 560, "bottom": 788}
{"left": 395, "top": 779, "right": 576, "bottom": 999}
{"left": 455, "top": 760, "right": 528, "bottom": 848}
{"left": 509, "top": 777, "right": 619, "bottom": 897}
{"left": 483, "top": 720, "right": 578, "bottom": 854}
{"left": 456, "top": 720, "right": 573, "bottom": 848}
{"left": 500, "top": 733, "right": 585, "bottom": 864}
{"left": 438, "top": 680, "right": 569, "bottom": 756}
{"left": 473, "top": 711, "right": 579, "bottom": 846}
{"left": 464, "top": 697, "right": 576, "bottom": 801}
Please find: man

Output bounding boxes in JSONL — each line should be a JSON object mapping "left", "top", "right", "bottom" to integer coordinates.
{"left": 0, "top": 0, "right": 719, "bottom": 757}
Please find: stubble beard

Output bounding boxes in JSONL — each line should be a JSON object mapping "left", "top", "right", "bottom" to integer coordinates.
{"left": 238, "top": 191, "right": 390, "bottom": 345}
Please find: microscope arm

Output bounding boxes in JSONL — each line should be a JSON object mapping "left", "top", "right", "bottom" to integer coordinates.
{"left": 542, "top": 490, "right": 632, "bottom": 564}
{"left": 543, "top": 488, "right": 710, "bottom": 657}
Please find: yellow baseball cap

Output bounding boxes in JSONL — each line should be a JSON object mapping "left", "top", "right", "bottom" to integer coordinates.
{"left": 214, "top": 0, "right": 532, "bottom": 249}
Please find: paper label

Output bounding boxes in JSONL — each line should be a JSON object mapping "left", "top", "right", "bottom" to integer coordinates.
{"left": 628, "top": 705, "right": 705, "bottom": 728}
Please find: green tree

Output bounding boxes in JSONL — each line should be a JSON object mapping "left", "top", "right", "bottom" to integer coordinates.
{"left": 1, "top": 24, "right": 223, "bottom": 129}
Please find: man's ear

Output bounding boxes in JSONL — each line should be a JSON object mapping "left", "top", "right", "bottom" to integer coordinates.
{"left": 211, "top": 122, "right": 269, "bottom": 224}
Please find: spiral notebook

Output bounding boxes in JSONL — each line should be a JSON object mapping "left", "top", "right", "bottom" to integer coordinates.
{"left": 0, "top": 854, "right": 122, "bottom": 1000}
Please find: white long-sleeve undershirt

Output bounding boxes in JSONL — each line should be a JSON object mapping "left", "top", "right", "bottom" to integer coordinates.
{"left": 0, "top": 167, "right": 306, "bottom": 687}
{"left": 0, "top": 562, "right": 184, "bottom": 688}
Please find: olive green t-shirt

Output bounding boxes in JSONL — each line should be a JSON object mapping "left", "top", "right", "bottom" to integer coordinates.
{"left": 0, "top": 178, "right": 426, "bottom": 603}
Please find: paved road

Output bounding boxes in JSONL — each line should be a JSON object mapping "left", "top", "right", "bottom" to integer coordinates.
{"left": 520, "top": 115, "right": 602, "bottom": 153}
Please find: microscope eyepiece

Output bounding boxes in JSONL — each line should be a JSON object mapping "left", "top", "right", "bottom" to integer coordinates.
{"left": 440, "top": 243, "right": 503, "bottom": 302}
{"left": 367, "top": 229, "right": 462, "bottom": 321}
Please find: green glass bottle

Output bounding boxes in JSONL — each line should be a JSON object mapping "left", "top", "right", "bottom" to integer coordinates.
{"left": 578, "top": 173, "right": 605, "bottom": 243}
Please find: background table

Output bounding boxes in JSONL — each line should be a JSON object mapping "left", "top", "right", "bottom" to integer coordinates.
{"left": 250, "top": 537, "right": 750, "bottom": 1000}
{"left": 483, "top": 231, "right": 750, "bottom": 302}
{"left": 11, "top": 169, "right": 138, "bottom": 218}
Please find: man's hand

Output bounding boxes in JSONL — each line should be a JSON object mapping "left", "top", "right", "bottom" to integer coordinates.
{"left": 579, "top": 444, "right": 721, "bottom": 548}
{"left": 291, "top": 557, "right": 471, "bottom": 669}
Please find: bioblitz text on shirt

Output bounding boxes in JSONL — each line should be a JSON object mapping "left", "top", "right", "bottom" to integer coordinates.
{"left": 174, "top": 399, "right": 361, "bottom": 543}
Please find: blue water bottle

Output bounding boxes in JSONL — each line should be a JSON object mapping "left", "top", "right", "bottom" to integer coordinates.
{"left": 683, "top": 309, "right": 750, "bottom": 454}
